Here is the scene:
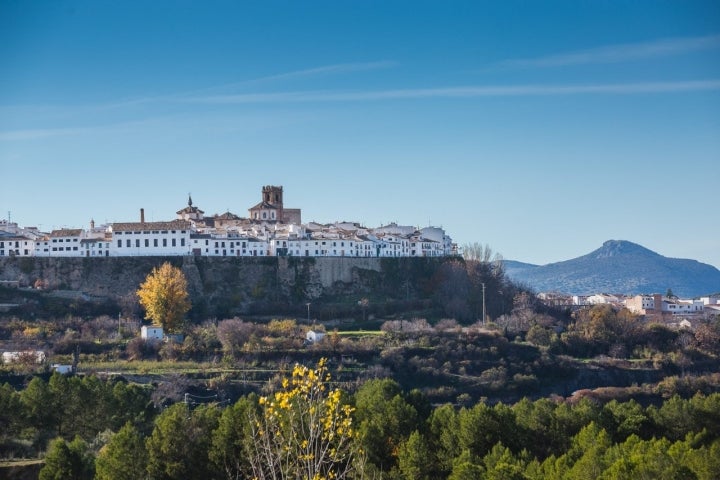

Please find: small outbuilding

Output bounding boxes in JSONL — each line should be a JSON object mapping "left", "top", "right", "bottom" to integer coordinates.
{"left": 141, "top": 325, "right": 164, "bottom": 341}
{"left": 305, "top": 330, "right": 326, "bottom": 344}
{"left": 52, "top": 364, "right": 73, "bottom": 374}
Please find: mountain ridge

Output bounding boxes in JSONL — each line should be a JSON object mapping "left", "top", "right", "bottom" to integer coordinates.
{"left": 504, "top": 240, "right": 720, "bottom": 297}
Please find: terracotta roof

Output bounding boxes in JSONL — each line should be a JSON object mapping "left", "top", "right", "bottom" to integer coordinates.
{"left": 249, "top": 201, "right": 279, "bottom": 210}
{"left": 214, "top": 211, "right": 241, "bottom": 220}
{"left": 111, "top": 220, "right": 191, "bottom": 232}
{"left": 50, "top": 229, "right": 83, "bottom": 237}
{"left": 176, "top": 205, "right": 205, "bottom": 215}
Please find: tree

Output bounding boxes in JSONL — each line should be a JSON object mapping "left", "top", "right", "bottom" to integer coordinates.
{"left": 217, "top": 318, "right": 255, "bottom": 358}
{"left": 146, "top": 403, "right": 220, "bottom": 480}
{"left": 137, "top": 262, "right": 191, "bottom": 333}
{"left": 398, "top": 430, "right": 433, "bottom": 480}
{"left": 95, "top": 422, "right": 147, "bottom": 480}
{"left": 248, "top": 358, "right": 365, "bottom": 480}
{"left": 209, "top": 396, "right": 254, "bottom": 480}
{"left": 39, "top": 437, "right": 94, "bottom": 480}
{"left": 355, "top": 378, "right": 419, "bottom": 473}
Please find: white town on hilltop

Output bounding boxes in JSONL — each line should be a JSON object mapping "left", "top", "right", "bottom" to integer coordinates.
{"left": 0, "top": 185, "right": 457, "bottom": 259}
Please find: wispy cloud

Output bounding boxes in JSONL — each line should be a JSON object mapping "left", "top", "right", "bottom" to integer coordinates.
{"left": 493, "top": 34, "right": 720, "bottom": 69}
{"left": 0, "top": 127, "right": 94, "bottom": 141}
{"left": 3, "top": 80, "right": 718, "bottom": 141}
{"left": 182, "top": 80, "right": 720, "bottom": 104}
{"left": 237, "top": 61, "right": 398, "bottom": 85}
{"left": 85, "top": 61, "right": 398, "bottom": 109}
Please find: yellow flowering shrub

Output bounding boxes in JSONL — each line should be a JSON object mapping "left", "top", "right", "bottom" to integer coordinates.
{"left": 249, "top": 358, "right": 364, "bottom": 480}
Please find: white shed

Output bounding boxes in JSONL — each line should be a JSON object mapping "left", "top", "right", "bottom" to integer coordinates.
{"left": 306, "top": 330, "right": 326, "bottom": 344}
{"left": 141, "top": 325, "right": 164, "bottom": 341}
{"left": 52, "top": 364, "right": 73, "bottom": 374}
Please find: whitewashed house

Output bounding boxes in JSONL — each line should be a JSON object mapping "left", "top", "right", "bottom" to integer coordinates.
{"left": 34, "top": 229, "right": 84, "bottom": 257}
{"left": 376, "top": 234, "right": 410, "bottom": 257}
{"left": 81, "top": 238, "right": 111, "bottom": 257}
{"left": 141, "top": 325, "right": 164, "bottom": 341}
{"left": 663, "top": 299, "right": 704, "bottom": 315}
{"left": 2, "top": 350, "right": 46, "bottom": 364}
{"left": 110, "top": 220, "right": 192, "bottom": 256}
{"left": 0, "top": 234, "right": 36, "bottom": 257}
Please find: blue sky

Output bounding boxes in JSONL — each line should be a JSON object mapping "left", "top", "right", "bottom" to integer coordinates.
{"left": 1, "top": 0, "right": 719, "bottom": 268}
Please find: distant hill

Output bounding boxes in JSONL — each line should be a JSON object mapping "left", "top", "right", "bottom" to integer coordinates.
{"left": 504, "top": 240, "right": 720, "bottom": 297}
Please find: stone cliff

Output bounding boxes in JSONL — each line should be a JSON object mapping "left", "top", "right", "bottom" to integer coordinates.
{"left": 0, "top": 256, "right": 449, "bottom": 318}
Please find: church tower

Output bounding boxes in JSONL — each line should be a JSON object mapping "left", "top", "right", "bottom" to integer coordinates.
{"left": 248, "top": 185, "right": 301, "bottom": 224}
{"left": 262, "top": 186, "right": 284, "bottom": 208}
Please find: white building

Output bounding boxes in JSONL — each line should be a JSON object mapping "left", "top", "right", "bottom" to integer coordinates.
{"left": 306, "top": 330, "right": 326, "bottom": 343}
{"left": 2, "top": 350, "right": 46, "bottom": 364}
{"left": 376, "top": 234, "right": 410, "bottom": 257}
{"left": 0, "top": 234, "right": 36, "bottom": 257}
{"left": 586, "top": 294, "right": 621, "bottom": 305}
{"left": 663, "top": 298, "right": 704, "bottom": 315}
{"left": 141, "top": 325, "right": 164, "bottom": 341}
{"left": 35, "top": 229, "right": 84, "bottom": 257}
{"left": 81, "top": 238, "right": 111, "bottom": 257}
{"left": 699, "top": 295, "right": 720, "bottom": 305}
{"left": 110, "top": 220, "right": 192, "bottom": 256}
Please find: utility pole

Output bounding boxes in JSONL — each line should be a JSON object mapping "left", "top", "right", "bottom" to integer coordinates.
{"left": 306, "top": 302, "right": 311, "bottom": 323}
{"left": 481, "top": 283, "right": 486, "bottom": 326}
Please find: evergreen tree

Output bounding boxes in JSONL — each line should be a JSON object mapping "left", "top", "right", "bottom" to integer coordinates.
{"left": 95, "top": 422, "right": 147, "bottom": 480}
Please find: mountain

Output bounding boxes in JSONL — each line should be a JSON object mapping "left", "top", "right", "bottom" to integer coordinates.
{"left": 503, "top": 240, "right": 720, "bottom": 297}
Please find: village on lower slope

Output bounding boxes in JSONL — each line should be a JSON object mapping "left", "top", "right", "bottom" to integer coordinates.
{"left": 536, "top": 292, "right": 720, "bottom": 327}
{"left": 0, "top": 185, "right": 457, "bottom": 259}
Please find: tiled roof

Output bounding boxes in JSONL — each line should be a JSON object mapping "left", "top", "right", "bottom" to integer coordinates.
{"left": 50, "top": 229, "right": 83, "bottom": 237}
{"left": 176, "top": 206, "right": 204, "bottom": 215}
{"left": 111, "top": 220, "right": 191, "bottom": 232}
{"left": 215, "top": 211, "right": 241, "bottom": 220}
{"left": 249, "top": 201, "right": 279, "bottom": 210}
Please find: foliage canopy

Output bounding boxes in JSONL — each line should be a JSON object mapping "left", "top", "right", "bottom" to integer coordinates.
{"left": 137, "top": 262, "right": 190, "bottom": 333}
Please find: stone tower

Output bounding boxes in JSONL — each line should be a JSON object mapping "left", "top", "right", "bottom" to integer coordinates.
{"left": 262, "top": 186, "right": 284, "bottom": 208}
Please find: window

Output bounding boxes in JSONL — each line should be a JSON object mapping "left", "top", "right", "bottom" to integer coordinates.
{"left": 117, "top": 240, "right": 122, "bottom": 248}
{"left": 145, "top": 239, "right": 149, "bottom": 247}
{"left": 163, "top": 238, "right": 167, "bottom": 247}
{"left": 154, "top": 239, "right": 158, "bottom": 247}
{"left": 172, "top": 239, "right": 176, "bottom": 247}
{"left": 127, "top": 239, "right": 131, "bottom": 247}
{"left": 181, "top": 238, "right": 185, "bottom": 246}
{"left": 135, "top": 239, "right": 140, "bottom": 248}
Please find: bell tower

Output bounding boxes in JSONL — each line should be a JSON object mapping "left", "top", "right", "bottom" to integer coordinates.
{"left": 263, "top": 185, "right": 283, "bottom": 208}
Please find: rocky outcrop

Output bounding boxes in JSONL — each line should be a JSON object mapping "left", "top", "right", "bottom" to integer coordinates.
{"left": 0, "top": 256, "right": 398, "bottom": 317}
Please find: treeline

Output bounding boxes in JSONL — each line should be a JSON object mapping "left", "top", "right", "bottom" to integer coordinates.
{"left": 2, "top": 371, "right": 719, "bottom": 479}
